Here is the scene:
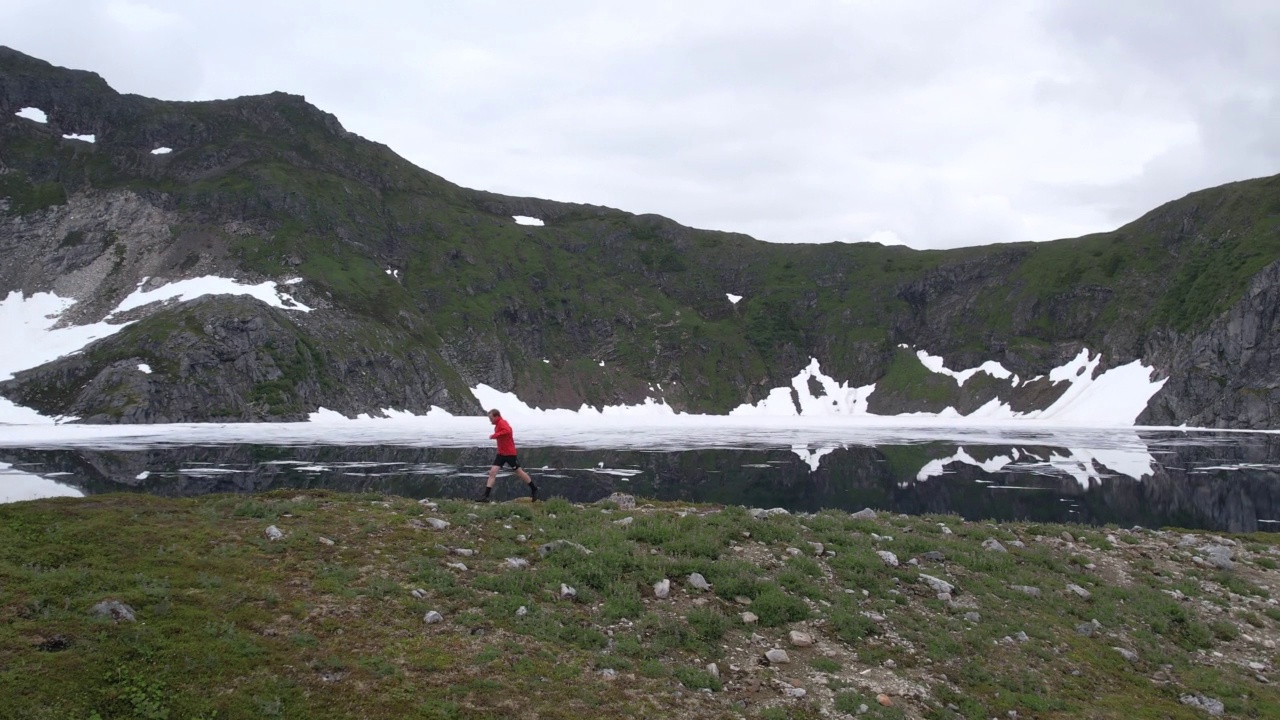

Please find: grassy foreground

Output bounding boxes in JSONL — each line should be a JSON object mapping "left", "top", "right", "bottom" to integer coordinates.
{"left": 2, "top": 491, "right": 1278, "bottom": 719}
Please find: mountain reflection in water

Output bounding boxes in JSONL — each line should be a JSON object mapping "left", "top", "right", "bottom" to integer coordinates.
{"left": 1, "top": 426, "right": 1277, "bottom": 532}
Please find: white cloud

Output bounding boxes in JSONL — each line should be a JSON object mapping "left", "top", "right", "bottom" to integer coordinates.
{"left": 2, "top": 1, "right": 1276, "bottom": 248}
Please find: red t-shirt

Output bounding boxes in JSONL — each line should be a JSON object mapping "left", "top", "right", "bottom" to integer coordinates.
{"left": 490, "top": 418, "right": 517, "bottom": 455}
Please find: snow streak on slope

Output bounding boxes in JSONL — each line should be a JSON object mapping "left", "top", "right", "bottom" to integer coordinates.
{"left": 0, "top": 277, "right": 314, "bottom": 423}
{"left": 915, "top": 349, "right": 1013, "bottom": 386}
{"left": 730, "top": 359, "right": 876, "bottom": 417}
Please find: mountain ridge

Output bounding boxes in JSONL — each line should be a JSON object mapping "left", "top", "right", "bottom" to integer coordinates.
{"left": 1, "top": 47, "right": 1278, "bottom": 428}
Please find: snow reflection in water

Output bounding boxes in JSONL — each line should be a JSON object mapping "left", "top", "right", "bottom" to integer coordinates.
{"left": 0, "top": 423, "right": 1277, "bottom": 532}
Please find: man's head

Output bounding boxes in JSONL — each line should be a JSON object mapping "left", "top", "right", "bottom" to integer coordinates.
{"left": 488, "top": 409, "right": 501, "bottom": 424}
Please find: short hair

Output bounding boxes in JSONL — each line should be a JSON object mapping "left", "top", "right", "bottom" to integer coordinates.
{"left": 488, "top": 409, "right": 501, "bottom": 418}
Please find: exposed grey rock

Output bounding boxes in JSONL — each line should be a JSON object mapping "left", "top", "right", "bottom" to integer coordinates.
{"left": 1011, "top": 585, "right": 1042, "bottom": 598}
{"left": 424, "top": 518, "right": 450, "bottom": 530}
{"left": 516, "top": 605, "right": 528, "bottom": 617}
{"left": 515, "top": 534, "right": 527, "bottom": 542}
{"left": 688, "top": 573, "right": 712, "bottom": 591}
{"left": 1010, "top": 540, "right": 1026, "bottom": 548}
{"left": 1180, "top": 694, "right": 1225, "bottom": 716}
{"left": 765, "top": 648, "right": 790, "bottom": 664}
{"left": 876, "top": 550, "right": 899, "bottom": 567}
{"left": 1061, "top": 531, "right": 1075, "bottom": 543}
{"left": 1015, "top": 631, "right": 1030, "bottom": 642}
{"left": 741, "top": 611, "right": 758, "bottom": 624}
{"left": 851, "top": 508, "right": 877, "bottom": 520}
{"left": 538, "top": 540, "right": 592, "bottom": 558}
{"left": 446, "top": 562, "right": 467, "bottom": 571}
{"left": 919, "top": 573, "right": 955, "bottom": 595}
{"left": 751, "top": 507, "right": 790, "bottom": 519}
{"left": 783, "top": 686, "right": 806, "bottom": 698}
{"left": 963, "top": 612, "right": 981, "bottom": 622}
{"left": 560, "top": 584, "right": 577, "bottom": 600}
{"left": 1199, "top": 544, "right": 1235, "bottom": 570}
{"left": 505, "top": 557, "right": 530, "bottom": 569}
{"left": 410, "top": 588, "right": 427, "bottom": 599}
{"left": 808, "top": 542, "right": 825, "bottom": 556}
{"left": 612, "top": 516, "right": 634, "bottom": 526}
{"left": 265, "top": 525, "right": 284, "bottom": 541}
{"left": 940, "top": 525, "right": 953, "bottom": 535}
{"left": 653, "top": 578, "right": 671, "bottom": 598}
{"left": 450, "top": 548, "right": 476, "bottom": 557}
{"left": 89, "top": 600, "right": 135, "bottom": 623}
{"left": 423, "top": 610, "right": 443, "bottom": 624}
{"left": 922, "top": 550, "right": 945, "bottom": 562}
{"left": 1076, "top": 619, "right": 1103, "bottom": 637}
{"left": 601, "top": 492, "right": 636, "bottom": 509}
{"left": 706, "top": 662, "right": 719, "bottom": 679}
{"left": 317, "top": 536, "right": 335, "bottom": 545}
{"left": 1066, "top": 583, "right": 1092, "bottom": 600}
{"left": 982, "top": 538, "right": 1008, "bottom": 553}
{"left": 1112, "top": 645, "right": 1142, "bottom": 663}
{"left": 788, "top": 630, "right": 814, "bottom": 647}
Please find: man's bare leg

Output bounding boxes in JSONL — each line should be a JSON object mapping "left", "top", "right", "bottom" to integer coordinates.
{"left": 516, "top": 467, "right": 539, "bottom": 500}
{"left": 479, "top": 465, "right": 500, "bottom": 501}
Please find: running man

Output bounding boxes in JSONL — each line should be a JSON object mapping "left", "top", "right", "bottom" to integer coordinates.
{"left": 480, "top": 409, "right": 538, "bottom": 502}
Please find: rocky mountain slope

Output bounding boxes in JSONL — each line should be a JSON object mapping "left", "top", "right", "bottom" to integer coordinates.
{"left": 1, "top": 47, "right": 1278, "bottom": 427}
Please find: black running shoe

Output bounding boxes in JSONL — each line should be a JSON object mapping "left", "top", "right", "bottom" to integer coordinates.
{"left": 530, "top": 484, "right": 539, "bottom": 502}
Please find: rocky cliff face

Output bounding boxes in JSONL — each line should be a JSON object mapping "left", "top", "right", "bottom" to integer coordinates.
{"left": 1, "top": 47, "right": 1278, "bottom": 428}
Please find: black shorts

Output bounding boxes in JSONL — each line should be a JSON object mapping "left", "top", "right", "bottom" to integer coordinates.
{"left": 492, "top": 454, "right": 521, "bottom": 469}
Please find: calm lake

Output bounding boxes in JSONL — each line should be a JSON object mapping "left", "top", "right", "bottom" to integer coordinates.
{"left": 2, "top": 421, "right": 1278, "bottom": 533}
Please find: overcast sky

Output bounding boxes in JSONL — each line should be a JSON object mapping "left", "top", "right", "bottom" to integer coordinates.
{"left": 3, "top": 0, "right": 1278, "bottom": 248}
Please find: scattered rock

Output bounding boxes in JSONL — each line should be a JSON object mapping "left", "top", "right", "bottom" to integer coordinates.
{"left": 783, "top": 686, "right": 806, "bottom": 698}
{"left": 789, "top": 630, "right": 814, "bottom": 647}
{"left": 919, "top": 573, "right": 955, "bottom": 595}
{"left": 1112, "top": 648, "right": 1139, "bottom": 665}
{"left": 940, "top": 525, "right": 953, "bottom": 535}
{"left": 446, "top": 562, "right": 468, "bottom": 571}
{"left": 411, "top": 588, "right": 427, "bottom": 599}
{"left": 1015, "top": 631, "right": 1030, "bottom": 643}
{"left": 450, "top": 548, "right": 477, "bottom": 557}
{"left": 560, "top": 584, "right": 577, "bottom": 600}
{"left": 317, "top": 536, "right": 334, "bottom": 545}
{"left": 424, "top": 518, "right": 450, "bottom": 530}
{"left": 538, "top": 540, "right": 592, "bottom": 558}
{"left": 982, "top": 538, "right": 1008, "bottom": 553}
{"left": 613, "top": 516, "right": 634, "bottom": 526}
{"left": 602, "top": 492, "right": 636, "bottom": 509}
{"left": 706, "top": 662, "right": 719, "bottom": 679}
{"left": 1010, "top": 540, "right": 1026, "bottom": 548}
{"left": 89, "top": 600, "right": 136, "bottom": 623}
{"left": 1180, "top": 694, "right": 1225, "bottom": 716}
{"left": 516, "top": 606, "right": 528, "bottom": 617}
{"left": 741, "top": 612, "right": 759, "bottom": 624}
{"left": 515, "top": 534, "right": 527, "bottom": 542}
{"left": 765, "top": 648, "right": 790, "bottom": 664}
{"left": 922, "top": 550, "right": 945, "bottom": 562}
{"left": 882, "top": 659, "right": 896, "bottom": 669}
{"left": 852, "top": 508, "right": 877, "bottom": 520}
{"left": 1011, "top": 585, "right": 1042, "bottom": 598}
{"left": 599, "top": 668, "right": 617, "bottom": 679}
{"left": 1066, "top": 583, "right": 1092, "bottom": 600}
{"left": 751, "top": 507, "right": 790, "bottom": 519}
{"left": 734, "top": 596, "right": 753, "bottom": 606}
{"left": 505, "top": 557, "right": 530, "bottom": 569}
{"left": 688, "top": 573, "right": 712, "bottom": 591}
{"left": 423, "top": 610, "right": 444, "bottom": 624}
{"left": 963, "top": 612, "right": 981, "bottom": 622}
{"left": 877, "top": 694, "right": 892, "bottom": 707}
{"left": 937, "top": 592, "right": 952, "bottom": 603}
{"left": 1076, "top": 619, "right": 1103, "bottom": 637}
{"left": 265, "top": 525, "right": 284, "bottom": 541}
{"left": 1199, "top": 544, "right": 1235, "bottom": 570}
{"left": 1061, "top": 531, "right": 1075, "bottom": 543}
{"left": 654, "top": 579, "right": 671, "bottom": 598}
{"left": 876, "top": 550, "right": 900, "bottom": 567}
{"left": 417, "top": 499, "right": 438, "bottom": 508}
{"left": 786, "top": 547, "right": 804, "bottom": 556}
{"left": 809, "top": 541, "right": 825, "bottom": 556}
